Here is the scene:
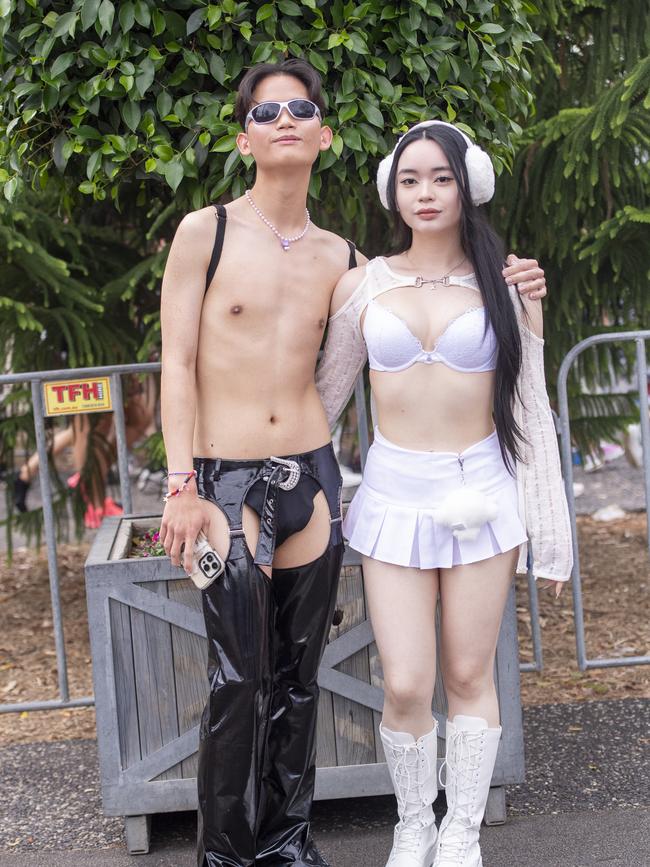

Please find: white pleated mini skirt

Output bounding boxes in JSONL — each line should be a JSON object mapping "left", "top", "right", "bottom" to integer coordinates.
{"left": 343, "top": 428, "right": 528, "bottom": 570}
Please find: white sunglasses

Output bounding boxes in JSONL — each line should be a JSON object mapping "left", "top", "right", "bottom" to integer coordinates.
{"left": 245, "top": 99, "right": 321, "bottom": 130}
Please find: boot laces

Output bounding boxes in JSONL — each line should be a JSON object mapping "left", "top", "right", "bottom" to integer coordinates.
{"left": 387, "top": 743, "right": 433, "bottom": 855}
{"left": 393, "top": 818, "right": 429, "bottom": 855}
{"left": 437, "top": 730, "right": 485, "bottom": 861}
{"left": 389, "top": 743, "right": 432, "bottom": 814}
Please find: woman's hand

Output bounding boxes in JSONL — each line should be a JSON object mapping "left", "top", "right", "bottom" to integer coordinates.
{"left": 539, "top": 579, "right": 565, "bottom": 598}
{"left": 160, "top": 485, "right": 207, "bottom": 575}
{"left": 502, "top": 254, "right": 547, "bottom": 300}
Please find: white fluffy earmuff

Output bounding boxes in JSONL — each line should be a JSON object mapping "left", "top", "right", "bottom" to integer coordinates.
{"left": 376, "top": 119, "right": 495, "bottom": 209}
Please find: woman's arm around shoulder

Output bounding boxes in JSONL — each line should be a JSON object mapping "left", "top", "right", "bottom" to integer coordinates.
{"left": 316, "top": 260, "right": 370, "bottom": 430}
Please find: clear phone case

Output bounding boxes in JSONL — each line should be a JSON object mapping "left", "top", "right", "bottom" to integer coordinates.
{"left": 190, "top": 531, "right": 225, "bottom": 590}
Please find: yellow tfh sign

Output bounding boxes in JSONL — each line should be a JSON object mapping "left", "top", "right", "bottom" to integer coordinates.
{"left": 43, "top": 377, "right": 112, "bottom": 416}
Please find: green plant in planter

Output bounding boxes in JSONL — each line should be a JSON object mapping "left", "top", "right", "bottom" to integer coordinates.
{"left": 130, "top": 526, "right": 166, "bottom": 558}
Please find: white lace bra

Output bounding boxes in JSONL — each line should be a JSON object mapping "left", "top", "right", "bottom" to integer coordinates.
{"left": 364, "top": 301, "right": 498, "bottom": 373}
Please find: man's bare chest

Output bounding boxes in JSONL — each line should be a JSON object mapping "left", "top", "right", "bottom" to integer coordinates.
{"left": 205, "top": 260, "right": 334, "bottom": 329}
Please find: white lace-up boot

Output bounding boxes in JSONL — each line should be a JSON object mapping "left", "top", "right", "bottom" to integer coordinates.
{"left": 433, "top": 716, "right": 501, "bottom": 867}
{"left": 380, "top": 721, "right": 439, "bottom": 867}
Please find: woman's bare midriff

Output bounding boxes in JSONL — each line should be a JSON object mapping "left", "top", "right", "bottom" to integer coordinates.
{"left": 371, "top": 365, "right": 496, "bottom": 453}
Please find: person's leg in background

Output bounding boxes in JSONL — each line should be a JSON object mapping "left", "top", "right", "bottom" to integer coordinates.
{"left": 14, "top": 413, "right": 114, "bottom": 526}
{"left": 68, "top": 413, "right": 117, "bottom": 527}
{"left": 14, "top": 423, "right": 75, "bottom": 511}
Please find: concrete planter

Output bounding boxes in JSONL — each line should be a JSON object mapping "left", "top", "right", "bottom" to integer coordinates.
{"left": 85, "top": 514, "right": 525, "bottom": 854}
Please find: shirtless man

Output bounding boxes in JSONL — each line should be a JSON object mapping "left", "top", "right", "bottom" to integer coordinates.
{"left": 159, "top": 58, "right": 547, "bottom": 867}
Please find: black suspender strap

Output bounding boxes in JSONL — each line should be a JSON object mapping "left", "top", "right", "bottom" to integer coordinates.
{"left": 346, "top": 239, "right": 357, "bottom": 269}
{"left": 205, "top": 204, "right": 227, "bottom": 293}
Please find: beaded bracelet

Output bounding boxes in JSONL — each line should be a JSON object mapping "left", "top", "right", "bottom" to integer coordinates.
{"left": 162, "top": 470, "right": 197, "bottom": 505}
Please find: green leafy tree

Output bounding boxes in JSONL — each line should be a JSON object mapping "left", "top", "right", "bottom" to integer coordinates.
{"left": 0, "top": 192, "right": 137, "bottom": 372}
{"left": 493, "top": 0, "right": 650, "bottom": 452}
{"left": 0, "top": 190, "right": 144, "bottom": 549}
{"left": 1, "top": 0, "right": 539, "bottom": 238}
{"left": 0, "top": 0, "right": 545, "bottom": 544}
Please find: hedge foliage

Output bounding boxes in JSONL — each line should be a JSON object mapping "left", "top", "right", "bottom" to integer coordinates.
{"left": 0, "top": 0, "right": 540, "bottom": 222}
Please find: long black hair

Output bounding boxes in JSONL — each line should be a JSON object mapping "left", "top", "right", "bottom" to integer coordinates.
{"left": 386, "top": 124, "right": 526, "bottom": 470}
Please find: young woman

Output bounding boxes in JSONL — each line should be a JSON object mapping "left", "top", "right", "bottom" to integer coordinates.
{"left": 316, "top": 120, "right": 572, "bottom": 867}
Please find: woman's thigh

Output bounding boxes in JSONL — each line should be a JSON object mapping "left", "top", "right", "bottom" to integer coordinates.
{"left": 363, "top": 555, "right": 440, "bottom": 691}
{"left": 438, "top": 547, "right": 518, "bottom": 682}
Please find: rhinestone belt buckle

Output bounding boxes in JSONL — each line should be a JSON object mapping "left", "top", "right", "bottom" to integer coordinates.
{"left": 269, "top": 456, "right": 301, "bottom": 491}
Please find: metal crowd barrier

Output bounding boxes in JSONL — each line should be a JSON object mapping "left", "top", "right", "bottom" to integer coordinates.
{"left": 557, "top": 330, "right": 650, "bottom": 670}
{"left": 5, "top": 330, "right": 647, "bottom": 715}
{"left": 0, "top": 362, "right": 159, "bottom": 714}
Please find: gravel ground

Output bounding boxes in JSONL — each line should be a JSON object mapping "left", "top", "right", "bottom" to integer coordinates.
{"left": 571, "top": 456, "right": 647, "bottom": 515}
{"left": 1, "top": 698, "right": 647, "bottom": 853}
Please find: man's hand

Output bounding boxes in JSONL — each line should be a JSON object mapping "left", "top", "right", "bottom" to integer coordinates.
{"left": 502, "top": 254, "right": 547, "bottom": 300}
{"left": 160, "top": 487, "right": 207, "bottom": 575}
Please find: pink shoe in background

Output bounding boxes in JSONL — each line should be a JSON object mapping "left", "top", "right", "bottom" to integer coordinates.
{"left": 103, "top": 497, "right": 123, "bottom": 517}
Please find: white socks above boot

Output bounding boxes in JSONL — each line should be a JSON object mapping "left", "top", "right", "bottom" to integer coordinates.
{"left": 380, "top": 722, "right": 439, "bottom": 867}
{"left": 433, "top": 715, "right": 501, "bottom": 867}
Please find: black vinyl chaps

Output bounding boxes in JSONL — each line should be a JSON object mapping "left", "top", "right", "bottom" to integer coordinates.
{"left": 194, "top": 444, "right": 343, "bottom": 867}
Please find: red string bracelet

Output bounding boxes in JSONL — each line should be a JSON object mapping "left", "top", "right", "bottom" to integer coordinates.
{"left": 163, "top": 470, "right": 197, "bottom": 504}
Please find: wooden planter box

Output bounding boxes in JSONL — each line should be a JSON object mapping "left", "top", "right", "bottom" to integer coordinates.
{"left": 86, "top": 514, "right": 525, "bottom": 854}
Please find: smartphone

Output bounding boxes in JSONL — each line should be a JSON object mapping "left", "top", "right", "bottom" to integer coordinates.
{"left": 190, "top": 531, "right": 225, "bottom": 590}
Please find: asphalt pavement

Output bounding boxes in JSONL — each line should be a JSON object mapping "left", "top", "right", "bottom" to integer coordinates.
{"left": 0, "top": 808, "right": 648, "bottom": 867}
{"left": 1, "top": 699, "right": 648, "bottom": 865}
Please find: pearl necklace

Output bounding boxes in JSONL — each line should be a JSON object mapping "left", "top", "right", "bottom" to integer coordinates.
{"left": 245, "top": 189, "right": 310, "bottom": 251}
{"left": 405, "top": 253, "right": 468, "bottom": 288}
